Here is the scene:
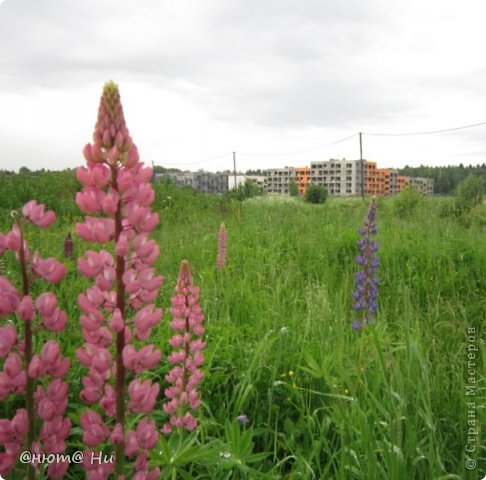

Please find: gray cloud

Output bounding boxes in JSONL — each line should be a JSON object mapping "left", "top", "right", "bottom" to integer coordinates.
{"left": 1, "top": 0, "right": 485, "bottom": 171}
{"left": 0, "top": 0, "right": 414, "bottom": 129}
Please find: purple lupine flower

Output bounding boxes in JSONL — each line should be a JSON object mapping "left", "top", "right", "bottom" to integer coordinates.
{"left": 217, "top": 222, "right": 228, "bottom": 270}
{"left": 352, "top": 197, "right": 379, "bottom": 330}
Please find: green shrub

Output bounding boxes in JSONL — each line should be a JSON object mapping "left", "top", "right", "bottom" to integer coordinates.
{"left": 289, "top": 180, "right": 299, "bottom": 197}
{"left": 455, "top": 174, "right": 485, "bottom": 211}
{"left": 304, "top": 184, "right": 328, "bottom": 204}
{"left": 392, "top": 185, "right": 423, "bottom": 216}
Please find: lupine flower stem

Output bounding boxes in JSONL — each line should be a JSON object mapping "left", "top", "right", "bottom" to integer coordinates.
{"left": 112, "top": 166, "right": 126, "bottom": 477}
{"left": 16, "top": 219, "right": 35, "bottom": 480}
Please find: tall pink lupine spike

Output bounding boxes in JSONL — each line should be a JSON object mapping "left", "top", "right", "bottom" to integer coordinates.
{"left": 77, "top": 81, "right": 163, "bottom": 478}
{"left": 217, "top": 222, "right": 228, "bottom": 270}
{"left": 0, "top": 202, "right": 69, "bottom": 480}
{"left": 162, "top": 260, "right": 206, "bottom": 434}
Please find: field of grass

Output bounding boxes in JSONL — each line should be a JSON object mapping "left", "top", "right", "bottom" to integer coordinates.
{"left": 0, "top": 172, "right": 485, "bottom": 479}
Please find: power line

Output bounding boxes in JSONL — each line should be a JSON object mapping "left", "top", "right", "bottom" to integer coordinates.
{"left": 363, "top": 121, "right": 486, "bottom": 137}
{"left": 155, "top": 119, "right": 486, "bottom": 168}
{"left": 238, "top": 133, "right": 358, "bottom": 157}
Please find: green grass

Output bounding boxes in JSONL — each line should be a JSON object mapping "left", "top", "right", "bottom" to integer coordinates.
{"left": 0, "top": 175, "right": 484, "bottom": 479}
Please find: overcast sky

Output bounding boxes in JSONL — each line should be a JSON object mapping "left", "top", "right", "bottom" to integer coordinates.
{"left": 1, "top": 0, "right": 486, "bottom": 173}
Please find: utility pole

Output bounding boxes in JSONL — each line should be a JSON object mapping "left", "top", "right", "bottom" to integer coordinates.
{"left": 233, "top": 151, "right": 237, "bottom": 191}
{"left": 359, "top": 132, "right": 364, "bottom": 200}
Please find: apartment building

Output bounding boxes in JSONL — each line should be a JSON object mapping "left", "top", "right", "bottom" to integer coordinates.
{"left": 409, "top": 176, "right": 434, "bottom": 195}
{"left": 265, "top": 167, "right": 296, "bottom": 195}
{"left": 193, "top": 172, "right": 228, "bottom": 194}
{"left": 397, "top": 175, "right": 410, "bottom": 192}
{"left": 154, "top": 161, "right": 433, "bottom": 197}
{"left": 228, "top": 175, "right": 266, "bottom": 190}
{"left": 154, "top": 171, "right": 195, "bottom": 188}
{"left": 155, "top": 171, "right": 229, "bottom": 194}
{"left": 310, "top": 159, "right": 363, "bottom": 196}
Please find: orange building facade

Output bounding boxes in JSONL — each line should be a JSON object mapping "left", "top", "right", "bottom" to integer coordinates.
{"left": 364, "top": 161, "right": 411, "bottom": 195}
{"left": 295, "top": 167, "right": 311, "bottom": 196}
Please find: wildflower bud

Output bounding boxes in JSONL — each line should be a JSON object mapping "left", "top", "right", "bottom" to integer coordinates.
{"left": 64, "top": 232, "right": 73, "bottom": 259}
{"left": 83, "top": 143, "right": 94, "bottom": 163}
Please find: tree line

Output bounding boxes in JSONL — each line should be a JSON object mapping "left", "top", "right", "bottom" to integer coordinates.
{"left": 398, "top": 163, "right": 486, "bottom": 195}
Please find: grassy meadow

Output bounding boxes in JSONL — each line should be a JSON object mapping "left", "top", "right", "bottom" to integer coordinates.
{"left": 0, "top": 172, "right": 484, "bottom": 479}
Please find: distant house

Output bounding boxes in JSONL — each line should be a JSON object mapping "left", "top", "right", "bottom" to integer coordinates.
{"left": 154, "top": 171, "right": 229, "bottom": 194}
{"left": 228, "top": 175, "right": 266, "bottom": 191}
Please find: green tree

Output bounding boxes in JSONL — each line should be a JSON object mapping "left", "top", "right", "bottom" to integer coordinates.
{"left": 289, "top": 180, "right": 299, "bottom": 197}
{"left": 304, "top": 184, "right": 328, "bottom": 204}
{"left": 455, "top": 174, "right": 485, "bottom": 207}
{"left": 232, "top": 179, "right": 264, "bottom": 201}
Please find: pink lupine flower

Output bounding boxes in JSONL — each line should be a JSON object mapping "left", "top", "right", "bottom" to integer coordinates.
{"left": 46, "top": 460, "right": 69, "bottom": 479}
{"left": 22, "top": 200, "right": 56, "bottom": 228}
{"left": 128, "top": 378, "right": 159, "bottom": 414}
{"left": 135, "top": 418, "right": 158, "bottom": 450}
{"left": 123, "top": 344, "right": 161, "bottom": 374}
{"left": 4, "top": 353, "right": 23, "bottom": 379}
{"left": 132, "top": 233, "right": 159, "bottom": 265}
{"left": 82, "top": 453, "right": 115, "bottom": 480}
{"left": 5, "top": 224, "right": 21, "bottom": 251}
{"left": 81, "top": 410, "right": 110, "bottom": 447}
{"left": 1, "top": 353, "right": 26, "bottom": 398}
{"left": 78, "top": 250, "right": 114, "bottom": 278}
{"left": 124, "top": 419, "right": 160, "bottom": 480}
{"left": 31, "top": 252, "right": 67, "bottom": 284}
{"left": 40, "top": 340, "right": 70, "bottom": 378}
{"left": 0, "top": 452, "right": 17, "bottom": 478}
{"left": 77, "top": 163, "right": 111, "bottom": 189}
{"left": 0, "top": 277, "right": 20, "bottom": 316}
{"left": 125, "top": 430, "right": 139, "bottom": 457}
{"left": 80, "top": 312, "right": 104, "bottom": 332}
{"left": 162, "top": 260, "right": 206, "bottom": 433}
{"left": 99, "top": 384, "right": 116, "bottom": 417}
{"left": 77, "top": 81, "right": 164, "bottom": 477}
{"left": 110, "top": 423, "right": 124, "bottom": 445}
{"left": 76, "top": 187, "right": 106, "bottom": 214}
{"left": 27, "top": 355, "right": 45, "bottom": 379}
{"left": 17, "top": 295, "right": 35, "bottom": 321}
{"left": 41, "top": 307, "right": 67, "bottom": 332}
{"left": 0, "top": 325, "right": 18, "bottom": 358}
{"left": 0, "top": 200, "right": 69, "bottom": 479}
{"left": 35, "top": 292, "right": 58, "bottom": 317}
{"left": 80, "top": 374, "right": 104, "bottom": 404}
{"left": 76, "top": 216, "right": 115, "bottom": 244}
{"left": 133, "top": 304, "right": 162, "bottom": 340}
{"left": 217, "top": 222, "right": 228, "bottom": 270}
{"left": 108, "top": 308, "right": 124, "bottom": 332}
{"left": 133, "top": 451, "right": 148, "bottom": 470}
{"left": 11, "top": 409, "right": 28, "bottom": 439}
